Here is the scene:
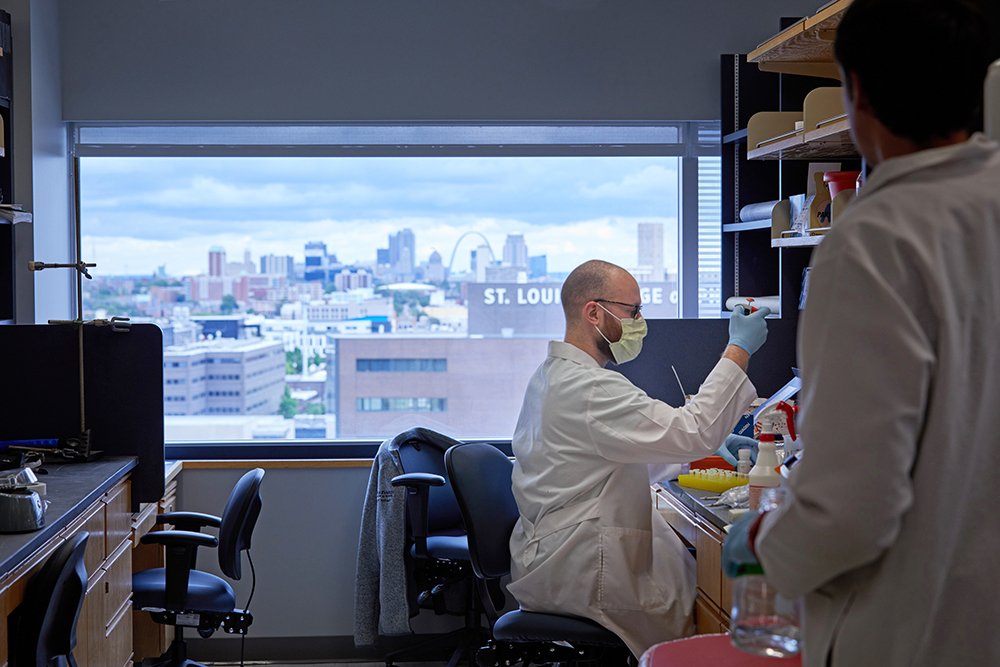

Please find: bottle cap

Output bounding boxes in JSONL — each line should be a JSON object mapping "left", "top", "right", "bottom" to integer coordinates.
{"left": 736, "top": 563, "right": 765, "bottom": 576}
{"left": 738, "top": 449, "right": 751, "bottom": 460}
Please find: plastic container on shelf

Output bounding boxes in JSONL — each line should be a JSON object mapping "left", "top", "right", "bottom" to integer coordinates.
{"left": 823, "top": 170, "right": 862, "bottom": 198}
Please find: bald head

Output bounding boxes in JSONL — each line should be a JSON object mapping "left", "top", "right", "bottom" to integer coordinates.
{"left": 562, "top": 260, "right": 632, "bottom": 326}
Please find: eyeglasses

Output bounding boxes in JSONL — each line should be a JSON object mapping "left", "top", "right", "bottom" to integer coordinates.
{"left": 594, "top": 299, "right": 642, "bottom": 319}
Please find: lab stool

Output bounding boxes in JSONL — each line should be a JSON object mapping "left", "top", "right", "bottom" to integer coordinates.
{"left": 639, "top": 633, "right": 802, "bottom": 667}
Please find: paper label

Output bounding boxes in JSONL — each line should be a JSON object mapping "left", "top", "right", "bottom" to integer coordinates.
{"left": 176, "top": 613, "right": 200, "bottom": 627}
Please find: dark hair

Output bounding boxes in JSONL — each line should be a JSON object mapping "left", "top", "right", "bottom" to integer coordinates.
{"left": 834, "top": 0, "right": 990, "bottom": 144}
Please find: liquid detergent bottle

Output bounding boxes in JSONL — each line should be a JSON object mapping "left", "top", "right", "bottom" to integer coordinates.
{"left": 748, "top": 401, "right": 796, "bottom": 511}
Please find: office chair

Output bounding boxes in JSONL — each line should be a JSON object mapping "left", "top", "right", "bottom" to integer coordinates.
{"left": 9, "top": 532, "right": 89, "bottom": 667}
{"left": 444, "top": 443, "right": 631, "bottom": 667}
{"left": 386, "top": 428, "right": 489, "bottom": 667}
{"left": 132, "top": 467, "right": 265, "bottom": 667}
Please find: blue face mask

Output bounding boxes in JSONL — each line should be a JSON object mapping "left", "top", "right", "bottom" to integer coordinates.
{"left": 595, "top": 303, "right": 647, "bottom": 364}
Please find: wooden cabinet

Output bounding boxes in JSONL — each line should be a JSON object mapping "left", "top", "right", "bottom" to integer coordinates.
{"left": 0, "top": 476, "right": 134, "bottom": 667}
{"left": 132, "top": 466, "right": 182, "bottom": 663}
{"left": 71, "top": 478, "right": 135, "bottom": 667}
{"left": 81, "top": 539, "right": 133, "bottom": 667}
{"left": 654, "top": 487, "right": 732, "bottom": 634}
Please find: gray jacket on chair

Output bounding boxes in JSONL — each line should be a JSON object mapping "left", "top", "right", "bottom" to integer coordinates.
{"left": 354, "top": 434, "right": 410, "bottom": 646}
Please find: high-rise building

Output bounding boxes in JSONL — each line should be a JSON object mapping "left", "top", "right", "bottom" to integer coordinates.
{"left": 161, "top": 337, "right": 286, "bottom": 416}
{"left": 334, "top": 268, "right": 372, "bottom": 292}
{"left": 503, "top": 233, "right": 528, "bottom": 269}
{"left": 473, "top": 245, "right": 492, "bottom": 282}
{"left": 260, "top": 254, "right": 295, "bottom": 280}
{"left": 425, "top": 250, "right": 445, "bottom": 283}
{"left": 389, "top": 228, "right": 416, "bottom": 277}
{"left": 529, "top": 255, "right": 547, "bottom": 279}
{"left": 304, "top": 241, "right": 328, "bottom": 282}
{"left": 227, "top": 249, "right": 257, "bottom": 276}
{"left": 637, "top": 223, "right": 665, "bottom": 282}
{"left": 209, "top": 246, "right": 226, "bottom": 277}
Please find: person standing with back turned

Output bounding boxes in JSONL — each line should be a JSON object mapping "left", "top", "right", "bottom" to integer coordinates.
{"left": 722, "top": 1, "right": 1000, "bottom": 666}
{"left": 508, "top": 259, "right": 770, "bottom": 658}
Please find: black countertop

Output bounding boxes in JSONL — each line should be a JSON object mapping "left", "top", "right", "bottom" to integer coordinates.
{"left": 0, "top": 456, "right": 136, "bottom": 579}
{"left": 657, "top": 479, "right": 746, "bottom": 533}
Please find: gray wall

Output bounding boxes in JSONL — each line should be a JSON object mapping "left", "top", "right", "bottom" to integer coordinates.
{"left": 176, "top": 465, "right": 371, "bottom": 639}
{"left": 175, "top": 464, "right": 506, "bottom": 662}
{"left": 3, "top": 0, "right": 75, "bottom": 323}
{"left": 29, "top": 0, "right": 73, "bottom": 323}
{"left": 58, "top": 0, "right": 821, "bottom": 123}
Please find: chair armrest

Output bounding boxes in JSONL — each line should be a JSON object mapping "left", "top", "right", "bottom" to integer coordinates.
{"left": 391, "top": 473, "right": 445, "bottom": 559}
{"left": 139, "top": 530, "right": 219, "bottom": 611}
{"left": 391, "top": 473, "right": 445, "bottom": 488}
{"left": 140, "top": 530, "right": 219, "bottom": 549}
{"left": 157, "top": 511, "right": 222, "bottom": 531}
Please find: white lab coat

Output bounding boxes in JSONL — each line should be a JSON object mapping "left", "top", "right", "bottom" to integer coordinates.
{"left": 756, "top": 134, "right": 1000, "bottom": 667}
{"left": 508, "top": 340, "right": 756, "bottom": 657}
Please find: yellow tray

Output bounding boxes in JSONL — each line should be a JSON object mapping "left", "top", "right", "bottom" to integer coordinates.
{"left": 677, "top": 473, "right": 749, "bottom": 493}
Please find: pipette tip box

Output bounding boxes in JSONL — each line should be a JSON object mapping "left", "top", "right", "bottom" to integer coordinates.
{"left": 677, "top": 469, "right": 749, "bottom": 493}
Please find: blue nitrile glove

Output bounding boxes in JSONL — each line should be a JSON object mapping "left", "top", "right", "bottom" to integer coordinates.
{"left": 722, "top": 510, "right": 760, "bottom": 579}
{"left": 715, "top": 433, "right": 758, "bottom": 467}
{"left": 728, "top": 305, "right": 772, "bottom": 355}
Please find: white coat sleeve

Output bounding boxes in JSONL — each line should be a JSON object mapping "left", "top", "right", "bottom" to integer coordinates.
{"left": 756, "top": 226, "right": 934, "bottom": 599}
{"left": 588, "top": 358, "right": 757, "bottom": 464}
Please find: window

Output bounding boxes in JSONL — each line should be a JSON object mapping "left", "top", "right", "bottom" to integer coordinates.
{"left": 77, "top": 122, "right": 720, "bottom": 442}
{"left": 357, "top": 359, "right": 447, "bottom": 372}
{"left": 357, "top": 398, "right": 447, "bottom": 412}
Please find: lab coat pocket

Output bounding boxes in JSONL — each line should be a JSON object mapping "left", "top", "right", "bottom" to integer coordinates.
{"left": 597, "top": 526, "right": 663, "bottom": 611}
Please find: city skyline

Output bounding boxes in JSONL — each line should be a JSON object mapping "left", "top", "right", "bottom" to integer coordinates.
{"left": 80, "top": 155, "right": 680, "bottom": 278}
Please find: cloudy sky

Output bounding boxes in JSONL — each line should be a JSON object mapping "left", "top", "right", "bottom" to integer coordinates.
{"left": 80, "top": 155, "right": 680, "bottom": 278}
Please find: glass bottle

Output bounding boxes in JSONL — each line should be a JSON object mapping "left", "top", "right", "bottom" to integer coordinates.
{"left": 730, "top": 488, "right": 802, "bottom": 657}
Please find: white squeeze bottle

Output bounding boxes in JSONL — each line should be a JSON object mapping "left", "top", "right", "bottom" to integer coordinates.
{"left": 749, "top": 401, "right": 796, "bottom": 511}
{"left": 736, "top": 448, "right": 752, "bottom": 475}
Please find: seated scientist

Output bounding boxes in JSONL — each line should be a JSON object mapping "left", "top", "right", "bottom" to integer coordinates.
{"left": 507, "top": 259, "right": 770, "bottom": 657}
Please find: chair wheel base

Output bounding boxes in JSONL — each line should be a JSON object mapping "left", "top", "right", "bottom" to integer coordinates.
{"left": 476, "top": 639, "right": 632, "bottom": 667}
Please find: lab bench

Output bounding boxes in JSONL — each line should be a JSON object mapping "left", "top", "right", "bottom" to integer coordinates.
{"left": 0, "top": 457, "right": 137, "bottom": 667}
{"left": 654, "top": 481, "right": 743, "bottom": 635}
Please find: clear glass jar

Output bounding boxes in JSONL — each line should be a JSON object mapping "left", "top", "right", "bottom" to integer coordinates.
{"left": 729, "top": 487, "right": 802, "bottom": 658}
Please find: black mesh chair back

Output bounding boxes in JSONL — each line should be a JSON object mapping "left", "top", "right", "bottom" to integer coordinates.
{"left": 445, "top": 443, "right": 630, "bottom": 667}
{"left": 11, "top": 531, "right": 89, "bottom": 667}
{"left": 218, "top": 467, "right": 265, "bottom": 580}
{"left": 444, "top": 443, "right": 519, "bottom": 579}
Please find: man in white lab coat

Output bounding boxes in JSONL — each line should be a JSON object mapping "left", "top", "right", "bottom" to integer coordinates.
{"left": 508, "top": 259, "right": 770, "bottom": 657}
{"left": 724, "top": 1, "right": 1000, "bottom": 666}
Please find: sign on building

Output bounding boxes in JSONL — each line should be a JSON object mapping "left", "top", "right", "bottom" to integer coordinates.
{"left": 467, "top": 281, "right": 678, "bottom": 336}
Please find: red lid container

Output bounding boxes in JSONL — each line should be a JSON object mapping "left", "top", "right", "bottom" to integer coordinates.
{"left": 823, "top": 170, "right": 862, "bottom": 198}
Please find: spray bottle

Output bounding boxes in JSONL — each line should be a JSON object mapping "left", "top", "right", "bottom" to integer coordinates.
{"left": 748, "top": 401, "right": 796, "bottom": 511}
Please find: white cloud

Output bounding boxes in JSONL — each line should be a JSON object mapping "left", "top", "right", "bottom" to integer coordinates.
{"left": 580, "top": 165, "right": 677, "bottom": 199}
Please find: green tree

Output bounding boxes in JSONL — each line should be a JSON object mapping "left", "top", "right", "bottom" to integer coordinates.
{"left": 277, "top": 387, "right": 297, "bottom": 419}
{"left": 220, "top": 294, "right": 238, "bottom": 314}
{"left": 286, "top": 348, "right": 303, "bottom": 375}
{"left": 305, "top": 403, "right": 325, "bottom": 415}
{"left": 310, "top": 352, "right": 324, "bottom": 369}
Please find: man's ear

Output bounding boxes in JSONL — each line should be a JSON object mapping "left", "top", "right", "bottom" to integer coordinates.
{"left": 582, "top": 301, "right": 601, "bottom": 325}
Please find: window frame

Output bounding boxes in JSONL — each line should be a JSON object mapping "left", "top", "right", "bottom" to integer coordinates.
{"left": 72, "top": 121, "right": 721, "bottom": 456}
